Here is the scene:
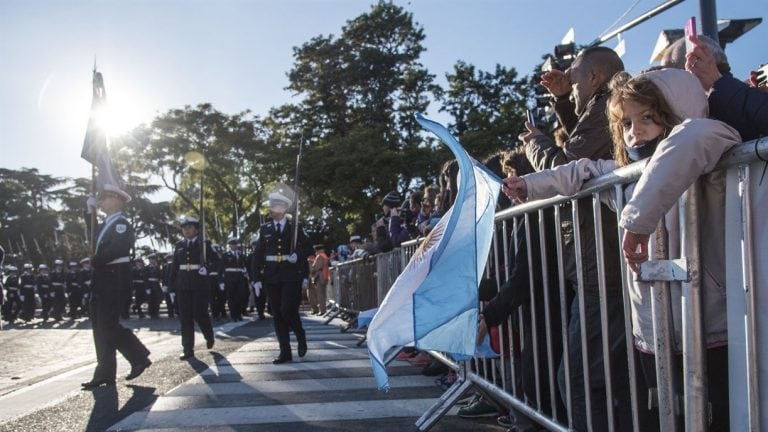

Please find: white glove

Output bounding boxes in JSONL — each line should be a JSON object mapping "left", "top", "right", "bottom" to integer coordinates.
{"left": 241, "top": 268, "right": 248, "bottom": 275}
{"left": 169, "top": 292, "right": 176, "bottom": 302}
{"left": 219, "top": 283, "right": 225, "bottom": 291}
{"left": 287, "top": 253, "right": 298, "bottom": 264}
{"left": 302, "top": 278, "right": 309, "bottom": 289}
{"left": 86, "top": 195, "right": 98, "bottom": 214}
{"left": 198, "top": 267, "right": 207, "bottom": 276}
{"left": 253, "top": 281, "right": 262, "bottom": 297}
{"left": 145, "top": 289, "right": 151, "bottom": 295}
{"left": 20, "top": 295, "right": 25, "bottom": 301}
{"left": 161, "top": 285, "right": 168, "bottom": 293}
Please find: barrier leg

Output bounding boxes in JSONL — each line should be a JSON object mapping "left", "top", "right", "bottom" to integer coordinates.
{"left": 415, "top": 377, "right": 473, "bottom": 431}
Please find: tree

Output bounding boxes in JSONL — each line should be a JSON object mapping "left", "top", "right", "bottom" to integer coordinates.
{"left": 281, "top": 0, "right": 442, "bottom": 240}
{"left": 134, "top": 104, "right": 269, "bottom": 245}
{"left": 438, "top": 61, "right": 531, "bottom": 159}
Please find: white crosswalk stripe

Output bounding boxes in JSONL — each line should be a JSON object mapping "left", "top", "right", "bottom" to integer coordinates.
{"left": 107, "top": 315, "right": 461, "bottom": 431}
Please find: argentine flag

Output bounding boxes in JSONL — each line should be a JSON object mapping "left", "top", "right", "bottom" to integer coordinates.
{"left": 367, "top": 114, "right": 502, "bottom": 391}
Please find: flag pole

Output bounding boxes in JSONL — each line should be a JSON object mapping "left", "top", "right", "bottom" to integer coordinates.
{"left": 199, "top": 150, "right": 207, "bottom": 265}
{"left": 291, "top": 133, "right": 304, "bottom": 252}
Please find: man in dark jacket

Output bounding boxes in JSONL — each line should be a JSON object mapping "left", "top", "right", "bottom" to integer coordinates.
{"left": 81, "top": 185, "right": 151, "bottom": 389}
{"left": 516, "top": 46, "right": 630, "bottom": 432}
{"left": 170, "top": 216, "right": 220, "bottom": 360}
{"left": 251, "top": 192, "right": 313, "bottom": 364}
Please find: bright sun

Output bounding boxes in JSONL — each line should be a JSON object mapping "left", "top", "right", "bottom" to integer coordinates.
{"left": 92, "top": 99, "right": 148, "bottom": 137}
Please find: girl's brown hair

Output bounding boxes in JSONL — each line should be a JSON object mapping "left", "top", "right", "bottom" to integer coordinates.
{"left": 607, "top": 71, "right": 681, "bottom": 166}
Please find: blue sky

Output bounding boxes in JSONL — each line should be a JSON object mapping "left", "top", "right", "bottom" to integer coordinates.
{"left": 1, "top": 0, "right": 765, "bottom": 182}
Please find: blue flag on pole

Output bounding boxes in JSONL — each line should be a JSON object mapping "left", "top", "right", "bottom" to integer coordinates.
{"left": 367, "top": 113, "right": 502, "bottom": 391}
{"left": 81, "top": 70, "right": 123, "bottom": 192}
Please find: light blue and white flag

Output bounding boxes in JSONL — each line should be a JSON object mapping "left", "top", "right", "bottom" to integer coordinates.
{"left": 81, "top": 69, "right": 123, "bottom": 193}
{"left": 367, "top": 113, "right": 502, "bottom": 391}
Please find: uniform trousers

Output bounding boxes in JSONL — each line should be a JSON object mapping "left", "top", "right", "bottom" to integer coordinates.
{"left": 90, "top": 266, "right": 150, "bottom": 380}
{"left": 266, "top": 280, "right": 305, "bottom": 357}
{"left": 177, "top": 287, "right": 214, "bottom": 355}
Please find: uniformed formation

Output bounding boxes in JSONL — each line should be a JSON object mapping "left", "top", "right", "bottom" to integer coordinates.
{"left": 1, "top": 258, "right": 94, "bottom": 324}
{"left": 0, "top": 230, "right": 317, "bottom": 326}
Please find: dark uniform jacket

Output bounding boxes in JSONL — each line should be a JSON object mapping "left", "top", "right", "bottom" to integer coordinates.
{"left": 66, "top": 270, "right": 80, "bottom": 291}
{"left": 251, "top": 220, "right": 313, "bottom": 284}
{"left": 145, "top": 265, "right": 161, "bottom": 288}
{"left": 170, "top": 238, "right": 221, "bottom": 291}
{"left": 92, "top": 212, "right": 134, "bottom": 270}
{"left": 50, "top": 270, "right": 65, "bottom": 289}
{"left": 36, "top": 273, "right": 51, "bottom": 297}
{"left": 20, "top": 272, "right": 35, "bottom": 293}
{"left": 220, "top": 251, "right": 248, "bottom": 283}
{"left": 132, "top": 266, "right": 147, "bottom": 290}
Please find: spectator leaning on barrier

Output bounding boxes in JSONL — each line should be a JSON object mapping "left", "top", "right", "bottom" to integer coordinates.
{"left": 505, "top": 68, "right": 741, "bottom": 431}
{"left": 520, "top": 45, "right": 630, "bottom": 432}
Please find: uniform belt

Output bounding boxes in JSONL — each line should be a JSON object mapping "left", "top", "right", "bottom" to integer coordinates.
{"left": 265, "top": 255, "right": 286, "bottom": 262}
{"left": 107, "top": 256, "right": 130, "bottom": 265}
{"left": 23, "top": 285, "right": 34, "bottom": 288}
{"left": 209, "top": 272, "right": 218, "bottom": 276}
{"left": 52, "top": 282, "right": 64, "bottom": 286}
{"left": 7, "top": 287, "right": 18, "bottom": 291}
{"left": 179, "top": 264, "right": 200, "bottom": 271}
{"left": 147, "top": 278, "right": 159, "bottom": 282}
{"left": 224, "top": 268, "right": 244, "bottom": 272}
{"left": 40, "top": 285, "right": 50, "bottom": 288}
{"left": 132, "top": 280, "right": 145, "bottom": 283}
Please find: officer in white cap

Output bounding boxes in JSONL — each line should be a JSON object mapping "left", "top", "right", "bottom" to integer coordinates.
{"left": 36, "top": 263, "right": 52, "bottom": 321}
{"left": 49, "top": 259, "right": 67, "bottom": 321}
{"left": 19, "top": 263, "right": 36, "bottom": 322}
{"left": 66, "top": 261, "right": 83, "bottom": 320}
{"left": 1, "top": 266, "right": 21, "bottom": 322}
{"left": 219, "top": 236, "right": 248, "bottom": 322}
{"left": 81, "top": 184, "right": 151, "bottom": 389}
{"left": 169, "top": 215, "right": 220, "bottom": 360}
{"left": 251, "top": 191, "right": 313, "bottom": 363}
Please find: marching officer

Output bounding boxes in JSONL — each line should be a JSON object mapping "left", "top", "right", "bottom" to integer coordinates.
{"left": 161, "top": 254, "right": 176, "bottom": 318}
{"left": 145, "top": 254, "right": 163, "bottom": 319}
{"left": 2, "top": 266, "right": 21, "bottom": 323}
{"left": 169, "top": 216, "right": 219, "bottom": 360}
{"left": 220, "top": 237, "right": 249, "bottom": 322}
{"left": 78, "top": 257, "right": 93, "bottom": 318}
{"left": 130, "top": 258, "right": 148, "bottom": 318}
{"left": 247, "top": 235, "right": 267, "bottom": 320}
{"left": 50, "top": 259, "right": 67, "bottom": 321}
{"left": 208, "top": 244, "right": 226, "bottom": 321}
{"left": 36, "top": 264, "right": 52, "bottom": 321}
{"left": 66, "top": 261, "right": 83, "bottom": 319}
{"left": 81, "top": 185, "right": 151, "bottom": 389}
{"left": 251, "top": 192, "right": 313, "bottom": 364}
{"left": 19, "top": 263, "right": 36, "bottom": 322}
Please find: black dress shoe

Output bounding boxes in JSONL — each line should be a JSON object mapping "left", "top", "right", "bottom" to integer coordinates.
{"left": 206, "top": 338, "right": 215, "bottom": 349}
{"left": 272, "top": 355, "right": 292, "bottom": 364}
{"left": 126, "top": 358, "right": 152, "bottom": 381}
{"left": 81, "top": 378, "right": 115, "bottom": 389}
{"left": 298, "top": 338, "right": 308, "bottom": 358}
{"left": 179, "top": 352, "right": 194, "bottom": 360}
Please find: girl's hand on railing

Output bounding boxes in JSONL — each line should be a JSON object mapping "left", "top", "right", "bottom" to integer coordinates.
{"left": 622, "top": 231, "right": 650, "bottom": 273}
{"left": 502, "top": 176, "right": 528, "bottom": 203}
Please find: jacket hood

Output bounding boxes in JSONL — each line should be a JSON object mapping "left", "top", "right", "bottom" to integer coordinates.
{"left": 643, "top": 68, "right": 708, "bottom": 120}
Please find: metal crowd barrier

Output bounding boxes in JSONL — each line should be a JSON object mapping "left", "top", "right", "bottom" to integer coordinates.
{"left": 322, "top": 138, "right": 766, "bottom": 432}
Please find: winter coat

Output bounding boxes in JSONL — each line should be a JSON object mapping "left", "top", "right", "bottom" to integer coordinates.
{"left": 522, "top": 68, "right": 742, "bottom": 352}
